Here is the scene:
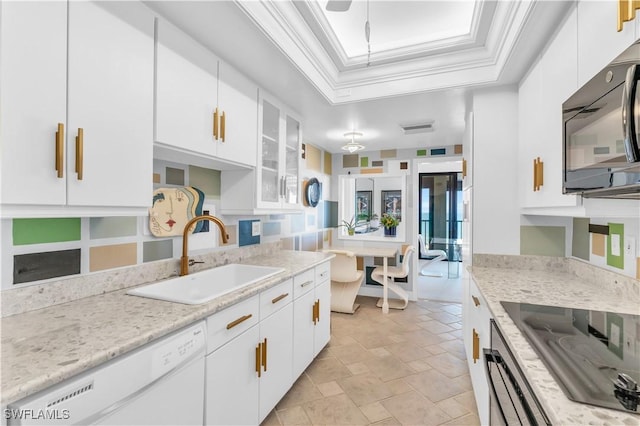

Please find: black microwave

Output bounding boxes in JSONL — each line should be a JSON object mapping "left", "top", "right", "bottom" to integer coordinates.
{"left": 563, "top": 41, "right": 640, "bottom": 199}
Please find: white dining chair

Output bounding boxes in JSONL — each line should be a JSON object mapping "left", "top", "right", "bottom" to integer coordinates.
{"left": 417, "top": 234, "right": 447, "bottom": 277}
{"left": 371, "top": 245, "right": 415, "bottom": 310}
{"left": 326, "top": 250, "right": 363, "bottom": 314}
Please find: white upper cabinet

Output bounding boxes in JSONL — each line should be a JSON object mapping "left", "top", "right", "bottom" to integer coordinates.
{"left": 155, "top": 18, "right": 257, "bottom": 168}
{"left": 216, "top": 61, "right": 258, "bottom": 167}
{"left": 519, "top": 7, "right": 580, "bottom": 211}
{"left": 155, "top": 18, "right": 219, "bottom": 157}
{"left": 576, "top": 0, "right": 636, "bottom": 88}
{"left": 0, "top": 1, "right": 154, "bottom": 216}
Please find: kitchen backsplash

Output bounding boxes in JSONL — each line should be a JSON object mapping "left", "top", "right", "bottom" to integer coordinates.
{"left": 520, "top": 215, "right": 640, "bottom": 280}
{"left": 0, "top": 150, "right": 336, "bottom": 297}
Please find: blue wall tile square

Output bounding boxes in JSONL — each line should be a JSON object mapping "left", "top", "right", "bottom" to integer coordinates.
{"left": 239, "top": 220, "right": 260, "bottom": 247}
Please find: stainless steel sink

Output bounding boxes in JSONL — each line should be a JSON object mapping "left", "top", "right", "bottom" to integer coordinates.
{"left": 127, "top": 264, "right": 285, "bottom": 305}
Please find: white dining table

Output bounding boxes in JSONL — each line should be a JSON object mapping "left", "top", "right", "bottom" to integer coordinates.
{"left": 325, "top": 246, "right": 399, "bottom": 314}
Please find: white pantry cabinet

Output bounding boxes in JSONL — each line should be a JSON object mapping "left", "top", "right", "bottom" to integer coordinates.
{"left": 0, "top": 1, "right": 154, "bottom": 216}
{"left": 518, "top": 7, "right": 580, "bottom": 212}
{"left": 155, "top": 18, "right": 257, "bottom": 168}
{"left": 462, "top": 277, "right": 491, "bottom": 426}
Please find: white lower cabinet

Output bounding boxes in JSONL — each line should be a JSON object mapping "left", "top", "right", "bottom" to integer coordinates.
{"left": 205, "top": 262, "right": 330, "bottom": 425}
{"left": 293, "top": 263, "right": 331, "bottom": 378}
{"left": 462, "top": 277, "right": 491, "bottom": 425}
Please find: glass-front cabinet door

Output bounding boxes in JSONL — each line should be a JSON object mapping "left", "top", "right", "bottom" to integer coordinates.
{"left": 257, "top": 95, "right": 301, "bottom": 210}
{"left": 260, "top": 100, "right": 280, "bottom": 205}
{"left": 283, "top": 115, "right": 300, "bottom": 206}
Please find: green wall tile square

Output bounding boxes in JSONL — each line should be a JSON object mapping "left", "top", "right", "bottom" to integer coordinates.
{"left": 417, "top": 149, "right": 427, "bottom": 156}
{"left": 607, "top": 223, "right": 624, "bottom": 269}
{"left": 360, "top": 157, "right": 369, "bottom": 167}
{"left": 188, "top": 165, "right": 221, "bottom": 198}
{"left": 13, "top": 218, "right": 81, "bottom": 246}
{"left": 520, "top": 226, "right": 565, "bottom": 256}
{"left": 572, "top": 218, "right": 590, "bottom": 261}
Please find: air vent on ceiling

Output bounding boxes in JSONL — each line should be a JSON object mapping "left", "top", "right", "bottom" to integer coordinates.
{"left": 400, "top": 121, "right": 435, "bottom": 135}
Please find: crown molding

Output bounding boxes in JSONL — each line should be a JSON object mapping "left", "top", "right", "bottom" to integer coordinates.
{"left": 236, "top": 0, "right": 543, "bottom": 104}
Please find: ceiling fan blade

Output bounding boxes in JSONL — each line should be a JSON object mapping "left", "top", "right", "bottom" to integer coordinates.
{"left": 325, "top": 0, "right": 352, "bottom": 12}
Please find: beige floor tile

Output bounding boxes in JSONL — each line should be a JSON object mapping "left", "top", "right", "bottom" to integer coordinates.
{"left": 424, "top": 352, "right": 469, "bottom": 378}
{"left": 448, "top": 329, "right": 463, "bottom": 339}
{"left": 385, "top": 341, "right": 431, "bottom": 363}
{"left": 385, "top": 378, "right": 414, "bottom": 396}
{"left": 351, "top": 331, "right": 399, "bottom": 349}
{"left": 305, "top": 357, "right": 353, "bottom": 385}
{"left": 337, "top": 373, "right": 394, "bottom": 406}
{"left": 276, "top": 374, "right": 324, "bottom": 410}
{"left": 317, "top": 380, "right": 344, "bottom": 397}
{"left": 359, "top": 401, "right": 393, "bottom": 423}
{"left": 380, "top": 390, "right": 452, "bottom": 425}
{"left": 442, "top": 304, "right": 462, "bottom": 315}
{"left": 369, "top": 347, "right": 392, "bottom": 357}
{"left": 262, "top": 409, "right": 282, "bottom": 425}
{"left": 328, "top": 342, "right": 374, "bottom": 364}
{"left": 438, "top": 339, "right": 467, "bottom": 360}
{"left": 276, "top": 406, "right": 312, "bottom": 425}
{"left": 436, "top": 395, "right": 474, "bottom": 419}
{"left": 363, "top": 354, "right": 416, "bottom": 382}
{"left": 328, "top": 334, "right": 359, "bottom": 347}
{"left": 407, "top": 358, "right": 434, "bottom": 372}
{"left": 399, "top": 329, "right": 450, "bottom": 347}
{"left": 404, "top": 369, "right": 468, "bottom": 403}
{"left": 417, "top": 320, "right": 456, "bottom": 334}
{"left": 448, "top": 321, "right": 463, "bottom": 330}
{"left": 423, "top": 343, "right": 449, "bottom": 355}
{"left": 442, "top": 412, "right": 481, "bottom": 426}
{"left": 371, "top": 418, "right": 402, "bottom": 425}
{"left": 452, "top": 390, "right": 478, "bottom": 412}
{"left": 346, "top": 361, "right": 371, "bottom": 375}
{"left": 425, "top": 311, "right": 461, "bottom": 324}
{"left": 302, "top": 393, "right": 369, "bottom": 425}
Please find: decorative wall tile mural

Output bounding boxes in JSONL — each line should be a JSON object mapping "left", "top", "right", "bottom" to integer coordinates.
{"left": 380, "top": 149, "right": 396, "bottom": 158}
{"left": 165, "top": 167, "right": 185, "bottom": 185}
{"left": 188, "top": 165, "right": 221, "bottom": 198}
{"left": 239, "top": 220, "right": 260, "bottom": 247}
{"left": 343, "top": 154, "right": 358, "bottom": 168}
{"left": 90, "top": 243, "right": 137, "bottom": 272}
{"left": 90, "top": 217, "right": 137, "bottom": 240}
{"left": 607, "top": 223, "right": 624, "bottom": 269}
{"left": 143, "top": 240, "right": 173, "bottom": 263}
{"left": 571, "top": 218, "right": 590, "bottom": 261}
{"left": 520, "top": 226, "right": 565, "bottom": 256}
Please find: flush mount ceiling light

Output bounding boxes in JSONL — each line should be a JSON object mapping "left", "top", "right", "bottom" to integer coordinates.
{"left": 341, "top": 131, "right": 365, "bottom": 153}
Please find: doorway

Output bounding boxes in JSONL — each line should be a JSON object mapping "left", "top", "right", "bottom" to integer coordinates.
{"left": 417, "top": 172, "right": 463, "bottom": 260}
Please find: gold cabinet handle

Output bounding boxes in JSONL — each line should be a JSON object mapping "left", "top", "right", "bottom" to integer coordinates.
{"left": 213, "top": 107, "right": 219, "bottom": 140}
{"left": 261, "top": 338, "right": 267, "bottom": 372}
{"left": 533, "top": 157, "right": 544, "bottom": 191}
{"left": 316, "top": 299, "right": 320, "bottom": 322}
{"left": 462, "top": 158, "right": 467, "bottom": 178}
{"left": 221, "top": 111, "right": 226, "bottom": 142}
{"left": 271, "top": 293, "right": 289, "bottom": 304}
{"left": 75, "top": 128, "right": 84, "bottom": 181}
{"left": 226, "top": 314, "right": 252, "bottom": 330}
{"left": 471, "top": 295, "right": 480, "bottom": 307}
{"left": 55, "top": 123, "right": 64, "bottom": 178}
{"left": 472, "top": 328, "right": 479, "bottom": 364}
{"left": 255, "top": 343, "right": 261, "bottom": 377}
{"left": 618, "top": 0, "right": 640, "bottom": 31}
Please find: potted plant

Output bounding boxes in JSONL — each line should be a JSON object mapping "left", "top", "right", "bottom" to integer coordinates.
{"left": 380, "top": 213, "right": 399, "bottom": 236}
{"left": 339, "top": 216, "right": 357, "bottom": 236}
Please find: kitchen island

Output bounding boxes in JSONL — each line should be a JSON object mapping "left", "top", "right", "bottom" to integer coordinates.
{"left": 469, "top": 254, "right": 640, "bottom": 425}
{"left": 0, "top": 250, "right": 333, "bottom": 407}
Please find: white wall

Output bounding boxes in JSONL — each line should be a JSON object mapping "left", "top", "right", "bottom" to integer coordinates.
{"left": 472, "top": 87, "right": 520, "bottom": 255}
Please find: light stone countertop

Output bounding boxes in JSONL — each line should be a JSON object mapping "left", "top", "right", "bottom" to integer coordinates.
{"left": 470, "top": 256, "right": 640, "bottom": 426}
{"left": 0, "top": 250, "right": 334, "bottom": 406}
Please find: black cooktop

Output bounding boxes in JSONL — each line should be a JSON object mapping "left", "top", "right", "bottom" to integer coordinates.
{"left": 501, "top": 301, "right": 640, "bottom": 414}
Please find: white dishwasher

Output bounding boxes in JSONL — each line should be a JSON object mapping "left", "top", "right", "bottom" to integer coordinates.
{"left": 7, "top": 321, "right": 206, "bottom": 426}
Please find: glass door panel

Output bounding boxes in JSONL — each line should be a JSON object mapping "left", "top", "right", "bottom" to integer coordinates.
{"left": 284, "top": 115, "right": 299, "bottom": 206}
{"left": 261, "top": 100, "right": 280, "bottom": 203}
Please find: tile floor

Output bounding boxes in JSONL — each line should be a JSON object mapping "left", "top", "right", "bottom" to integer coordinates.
{"left": 262, "top": 296, "right": 480, "bottom": 426}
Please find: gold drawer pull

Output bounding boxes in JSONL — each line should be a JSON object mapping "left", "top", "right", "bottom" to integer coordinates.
{"left": 55, "top": 123, "right": 64, "bottom": 178}
{"left": 226, "top": 314, "right": 252, "bottom": 330}
{"left": 75, "top": 128, "right": 84, "bottom": 180}
{"left": 300, "top": 280, "right": 313, "bottom": 288}
{"left": 271, "top": 293, "right": 289, "bottom": 304}
{"left": 221, "top": 111, "right": 226, "bottom": 142}
{"left": 213, "top": 107, "right": 219, "bottom": 140}
{"left": 255, "top": 343, "right": 261, "bottom": 377}
{"left": 471, "top": 295, "right": 480, "bottom": 307}
{"left": 472, "top": 328, "right": 479, "bottom": 363}
{"left": 261, "top": 338, "right": 267, "bottom": 372}
{"left": 462, "top": 157, "right": 467, "bottom": 178}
